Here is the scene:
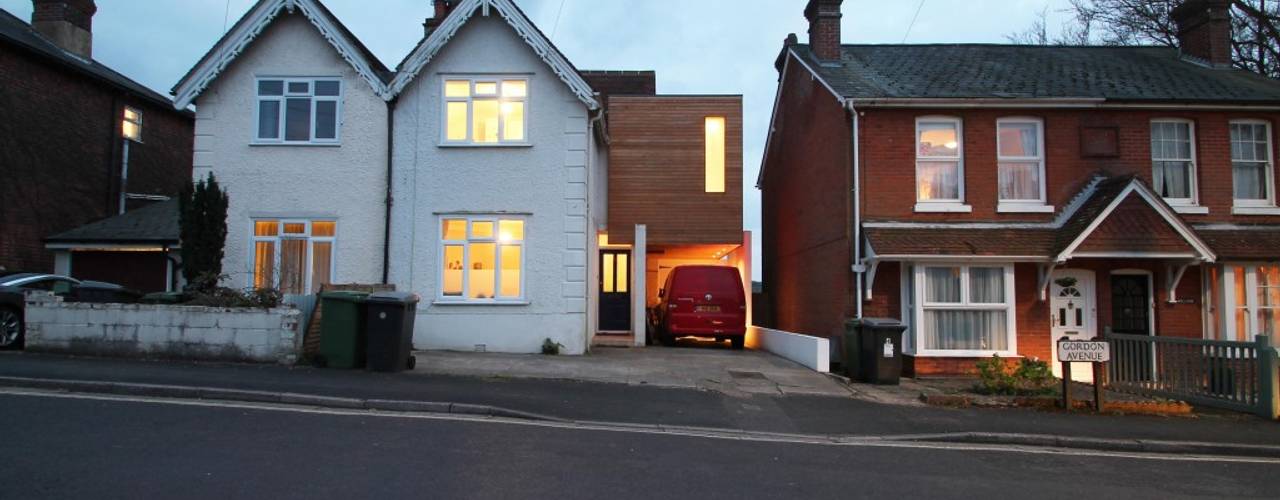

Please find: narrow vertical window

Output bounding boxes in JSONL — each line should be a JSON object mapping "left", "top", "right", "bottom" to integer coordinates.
{"left": 122, "top": 107, "right": 143, "bottom": 142}
{"left": 996, "top": 118, "right": 1045, "bottom": 206}
{"left": 1150, "top": 120, "right": 1197, "bottom": 204}
{"left": 1230, "top": 120, "right": 1274, "bottom": 207}
{"left": 705, "top": 117, "right": 726, "bottom": 193}
{"left": 916, "top": 118, "right": 963, "bottom": 204}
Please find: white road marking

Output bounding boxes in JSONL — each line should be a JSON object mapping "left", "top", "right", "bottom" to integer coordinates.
{"left": 2, "top": 387, "right": 1275, "bottom": 465}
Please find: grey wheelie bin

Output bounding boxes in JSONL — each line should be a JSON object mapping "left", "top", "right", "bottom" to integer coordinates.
{"left": 365, "top": 292, "right": 420, "bottom": 372}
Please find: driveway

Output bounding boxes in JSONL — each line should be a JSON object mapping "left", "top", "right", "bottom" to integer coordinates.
{"left": 412, "top": 339, "right": 851, "bottom": 398}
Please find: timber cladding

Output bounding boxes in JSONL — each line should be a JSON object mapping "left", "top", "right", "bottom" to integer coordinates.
{"left": 605, "top": 96, "right": 744, "bottom": 245}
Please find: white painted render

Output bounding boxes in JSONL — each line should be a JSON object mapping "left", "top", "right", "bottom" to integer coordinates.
{"left": 191, "top": 12, "right": 388, "bottom": 290}
{"left": 387, "top": 15, "right": 595, "bottom": 355}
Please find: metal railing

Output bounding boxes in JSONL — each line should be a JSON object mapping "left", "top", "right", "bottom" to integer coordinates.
{"left": 1105, "top": 331, "right": 1279, "bottom": 418}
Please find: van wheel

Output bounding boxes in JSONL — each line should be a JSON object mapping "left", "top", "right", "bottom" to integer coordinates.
{"left": 0, "top": 307, "right": 23, "bottom": 350}
{"left": 730, "top": 337, "right": 744, "bottom": 350}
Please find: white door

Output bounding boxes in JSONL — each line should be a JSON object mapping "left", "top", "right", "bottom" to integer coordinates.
{"left": 1049, "top": 269, "right": 1096, "bottom": 382}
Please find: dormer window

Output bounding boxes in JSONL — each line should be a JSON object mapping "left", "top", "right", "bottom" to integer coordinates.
{"left": 442, "top": 77, "right": 528, "bottom": 146}
{"left": 255, "top": 78, "right": 342, "bottom": 145}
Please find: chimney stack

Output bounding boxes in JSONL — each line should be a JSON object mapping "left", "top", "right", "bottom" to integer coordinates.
{"left": 423, "top": 0, "right": 458, "bottom": 36}
{"left": 1171, "top": 0, "right": 1233, "bottom": 67}
{"left": 805, "top": 0, "right": 843, "bottom": 61}
{"left": 31, "top": 0, "right": 96, "bottom": 59}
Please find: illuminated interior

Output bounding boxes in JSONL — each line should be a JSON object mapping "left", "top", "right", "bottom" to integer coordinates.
{"left": 122, "top": 107, "right": 143, "bottom": 142}
{"left": 444, "top": 79, "right": 527, "bottom": 144}
{"left": 440, "top": 218, "right": 525, "bottom": 300}
{"left": 251, "top": 220, "right": 335, "bottom": 294}
{"left": 705, "top": 117, "right": 726, "bottom": 193}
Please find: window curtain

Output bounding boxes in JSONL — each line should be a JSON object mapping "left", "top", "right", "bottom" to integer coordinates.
{"left": 925, "top": 267, "right": 961, "bottom": 302}
{"left": 918, "top": 162, "right": 959, "bottom": 200}
{"left": 922, "top": 310, "right": 1008, "bottom": 351}
{"left": 1234, "top": 163, "right": 1267, "bottom": 200}
{"left": 998, "top": 162, "right": 1039, "bottom": 200}
{"left": 1154, "top": 161, "right": 1191, "bottom": 198}
{"left": 310, "top": 242, "right": 332, "bottom": 295}
{"left": 278, "top": 239, "right": 306, "bottom": 295}
{"left": 969, "top": 268, "right": 1005, "bottom": 303}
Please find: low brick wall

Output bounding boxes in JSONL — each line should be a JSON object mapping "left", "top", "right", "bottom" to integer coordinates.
{"left": 24, "top": 294, "right": 302, "bottom": 364}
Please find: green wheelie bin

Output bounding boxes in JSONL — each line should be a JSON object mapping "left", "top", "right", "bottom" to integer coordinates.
{"left": 317, "top": 291, "right": 370, "bottom": 369}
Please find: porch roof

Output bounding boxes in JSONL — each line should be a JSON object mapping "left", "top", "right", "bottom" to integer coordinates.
{"left": 1196, "top": 227, "right": 1280, "bottom": 261}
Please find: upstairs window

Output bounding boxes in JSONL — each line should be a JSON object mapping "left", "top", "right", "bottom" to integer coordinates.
{"left": 916, "top": 117, "right": 964, "bottom": 205}
{"left": 443, "top": 78, "right": 527, "bottom": 145}
{"left": 705, "top": 117, "right": 726, "bottom": 193}
{"left": 122, "top": 107, "right": 143, "bottom": 142}
{"left": 1150, "top": 120, "right": 1197, "bottom": 205}
{"left": 256, "top": 78, "right": 341, "bottom": 144}
{"left": 996, "top": 118, "right": 1046, "bottom": 206}
{"left": 1230, "top": 120, "right": 1274, "bottom": 207}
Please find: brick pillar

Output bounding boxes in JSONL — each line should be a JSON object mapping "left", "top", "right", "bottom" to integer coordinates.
{"left": 1171, "top": 0, "right": 1233, "bottom": 67}
{"left": 804, "top": 0, "right": 843, "bottom": 61}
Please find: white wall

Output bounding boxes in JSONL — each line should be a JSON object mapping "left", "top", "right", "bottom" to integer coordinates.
{"left": 192, "top": 12, "right": 389, "bottom": 290}
{"left": 24, "top": 294, "right": 302, "bottom": 364}
{"left": 746, "top": 326, "right": 830, "bottom": 373}
{"left": 388, "top": 15, "right": 594, "bottom": 355}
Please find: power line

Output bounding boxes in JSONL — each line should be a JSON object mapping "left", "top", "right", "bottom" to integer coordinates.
{"left": 223, "top": 0, "right": 232, "bottom": 33}
{"left": 901, "top": 0, "right": 926, "bottom": 43}
{"left": 550, "top": 0, "right": 567, "bottom": 41}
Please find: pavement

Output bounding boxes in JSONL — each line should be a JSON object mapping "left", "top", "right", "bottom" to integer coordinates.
{"left": 3, "top": 393, "right": 1279, "bottom": 499}
{"left": 1, "top": 351, "right": 1277, "bottom": 455}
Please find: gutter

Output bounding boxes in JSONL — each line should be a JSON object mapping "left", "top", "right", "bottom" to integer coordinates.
{"left": 845, "top": 97, "right": 1280, "bottom": 111}
{"left": 381, "top": 98, "right": 398, "bottom": 284}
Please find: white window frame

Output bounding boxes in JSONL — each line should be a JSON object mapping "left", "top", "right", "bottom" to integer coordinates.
{"left": 248, "top": 219, "right": 337, "bottom": 295}
{"left": 253, "top": 77, "right": 343, "bottom": 146}
{"left": 1214, "top": 263, "right": 1280, "bottom": 343}
{"left": 436, "top": 215, "right": 528, "bottom": 304}
{"left": 915, "top": 116, "right": 970, "bottom": 212}
{"left": 996, "top": 117, "right": 1052, "bottom": 212}
{"left": 439, "top": 75, "right": 531, "bottom": 147}
{"left": 1150, "top": 119, "right": 1200, "bottom": 209}
{"left": 910, "top": 264, "right": 1018, "bottom": 357}
{"left": 1229, "top": 120, "right": 1277, "bottom": 211}
{"left": 122, "top": 106, "right": 143, "bottom": 143}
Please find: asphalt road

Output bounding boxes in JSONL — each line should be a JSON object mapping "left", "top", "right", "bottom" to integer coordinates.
{"left": 1, "top": 392, "right": 1276, "bottom": 499}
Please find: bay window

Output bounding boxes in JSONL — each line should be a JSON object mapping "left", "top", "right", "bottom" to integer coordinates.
{"left": 251, "top": 219, "right": 335, "bottom": 294}
{"left": 439, "top": 216, "right": 525, "bottom": 302}
{"left": 916, "top": 117, "right": 967, "bottom": 211}
{"left": 1150, "top": 120, "right": 1198, "bottom": 206}
{"left": 443, "top": 77, "right": 527, "bottom": 145}
{"left": 255, "top": 78, "right": 341, "bottom": 144}
{"left": 909, "top": 264, "right": 1017, "bottom": 356}
{"left": 1230, "top": 120, "right": 1274, "bottom": 208}
{"left": 1207, "top": 264, "right": 1280, "bottom": 342}
{"left": 997, "top": 118, "right": 1049, "bottom": 211}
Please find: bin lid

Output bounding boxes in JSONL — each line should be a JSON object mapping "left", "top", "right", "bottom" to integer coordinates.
{"left": 320, "top": 291, "right": 370, "bottom": 303}
{"left": 848, "top": 317, "right": 903, "bottom": 328}
{"left": 366, "top": 291, "right": 420, "bottom": 305}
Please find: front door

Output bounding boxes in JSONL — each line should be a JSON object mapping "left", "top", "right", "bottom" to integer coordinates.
{"left": 1111, "top": 273, "right": 1154, "bottom": 380}
{"left": 1050, "top": 269, "right": 1096, "bottom": 382}
{"left": 598, "top": 250, "right": 632, "bottom": 331}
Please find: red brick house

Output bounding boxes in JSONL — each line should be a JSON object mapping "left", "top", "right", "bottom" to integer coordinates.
{"left": 0, "top": 0, "right": 193, "bottom": 284}
{"left": 760, "top": 0, "right": 1280, "bottom": 376}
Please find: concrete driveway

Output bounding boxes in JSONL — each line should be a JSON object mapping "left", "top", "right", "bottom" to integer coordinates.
{"left": 411, "top": 339, "right": 851, "bottom": 398}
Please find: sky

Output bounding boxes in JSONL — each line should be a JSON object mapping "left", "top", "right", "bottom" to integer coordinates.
{"left": 2, "top": 0, "right": 1075, "bottom": 280}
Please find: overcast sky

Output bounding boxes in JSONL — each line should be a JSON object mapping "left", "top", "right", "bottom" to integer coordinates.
{"left": 3, "top": 0, "right": 1074, "bottom": 280}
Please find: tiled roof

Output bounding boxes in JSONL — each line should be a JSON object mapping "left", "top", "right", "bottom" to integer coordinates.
{"left": 0, "top": 9, "right": 185, "bottom": 112}
{"left": 793, "top": 44, "right": 1280, "bottom": 103}
{"left": 1196, "top": 228, "right": 1280, "bottom": 260}
{"left": 1053, "top": 175, "right": 1136, "bottom": 255}
{"left": 866, "top": 227, "right": 1058, "bottom": 258}
{"left": 45, "top": 199, "right": 178, "bottom": 245}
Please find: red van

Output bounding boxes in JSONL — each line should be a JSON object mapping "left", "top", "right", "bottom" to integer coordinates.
{"left": 654, "top": 265, "right": 747, "bottom": 349}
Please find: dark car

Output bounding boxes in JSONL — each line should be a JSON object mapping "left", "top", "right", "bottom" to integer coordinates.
{"left": 653, "top": 265, "right": 748, "bottom": 349}
{"left": 0, "top": 273, "right": 141, "bottom": 350}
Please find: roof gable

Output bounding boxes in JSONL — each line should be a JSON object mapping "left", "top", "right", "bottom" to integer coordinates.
{"left": 388, "top": 0, "right": 598, "bottom": 110}
{"left": 171, "top": 0, "right": 392, "bottom": 109}
{"left": 1055, "top": 178, "right": 1215, "bottom": 262}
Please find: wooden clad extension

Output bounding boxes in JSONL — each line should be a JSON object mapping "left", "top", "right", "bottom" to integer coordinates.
{"left": 606, "top": 95, "right": 743, "bottom": 245}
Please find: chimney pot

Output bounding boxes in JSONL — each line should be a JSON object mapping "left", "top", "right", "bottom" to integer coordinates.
{"left": 804, "top": 0, "right": 843, "bottom": 62}
{"left": 1172, "top": 0, "right": 1233, "bottom": 67}
{"left": 31, "top": 0, "right": 95, "bottom": 58}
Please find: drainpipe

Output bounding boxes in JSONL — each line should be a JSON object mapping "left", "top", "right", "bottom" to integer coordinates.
{"left": 848, "top": 102, "right": 863, "bottom": 319}
{"left": 381, "top": 98, "right": 398, "bottom": 284}
{"left": 118, "top": 139, "right": 130, "bottom": 215}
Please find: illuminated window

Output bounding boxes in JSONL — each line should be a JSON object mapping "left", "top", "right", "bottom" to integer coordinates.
{"left": 1208, "top": 264, "right": 1280, "bottom": 342}
{"left": 705, "top": 117, "right": 726, "bottom": 193}
{"left": 440, "top": 216, "right": 525, "bottom": 301}
{"left": 122, "top": 107, "right": 143, "bottom": 142}
{"left": 251, "top": 219, "right": 336, "bottom": 294}
{"left": 255, "top": 78, "right": 341, "bottom": 144}
{"left": 442, "top": 78, "right": 527, "bottom": 145}
{"left": 916, "top": 117, "right": 964, "bottom": 204}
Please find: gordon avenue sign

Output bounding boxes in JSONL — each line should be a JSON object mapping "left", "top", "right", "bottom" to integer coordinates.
{"left": 1057, "top": 340, "right": 1110, "bottom": 363}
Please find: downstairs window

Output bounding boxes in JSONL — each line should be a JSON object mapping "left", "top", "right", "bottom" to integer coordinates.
{"left": 251, "top": 219, "right": 335, "bottom": 295}
{"left": 439, "top": 217, "right": 526, "bottom": 302}
{"left": 910, "top": 265, "right": 1017, "bottom": 356}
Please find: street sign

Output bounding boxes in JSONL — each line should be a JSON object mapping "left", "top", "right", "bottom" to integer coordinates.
{"left": 1057, "top": 341, "right": 1110, "bottom": 363}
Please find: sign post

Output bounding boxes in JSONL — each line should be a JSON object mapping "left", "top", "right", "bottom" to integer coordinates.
{"left": 1057, "top": 337, "right": 1111, "bottom": 412}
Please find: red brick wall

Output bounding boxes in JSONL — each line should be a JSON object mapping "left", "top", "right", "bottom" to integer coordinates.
{"left": 859, "top": 108, "right": 1280, "bottom": 226}
{"left": 0, "top": 42, "right": 193, "bottom": 272}
{"left": 759, "top": 57, "right": 853, "bottom": 341}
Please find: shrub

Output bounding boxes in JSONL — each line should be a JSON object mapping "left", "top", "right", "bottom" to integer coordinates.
{"left": 974, "top": 355, "right": 1057, "bottom": 396}
{"left": 180, "top": 174, "right": 229, "bottom": 287}
{"left": 541, "top": 338, "right": 564, "bottom": 355}
{"left": 183, "top": 273, "right": 282, "bottom": 309}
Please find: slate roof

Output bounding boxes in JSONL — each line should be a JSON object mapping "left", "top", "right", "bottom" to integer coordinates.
{"left": 1052, "top": 175, "right": 1136, "bottom": 255}
{"left": 1196, "top": 227, "right": 1280, "bottom": 260}
{"left": 793, "top": 44, "right": 1280, "bottom": 103}
{"left": 865, "top": 227, "right": 1058, "bottom": 258}
{"left": 46, "top": 199, "right": 179, "bottom": 245}
{"left": 0, "top": 9, "right": 184, "bottom": 112}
